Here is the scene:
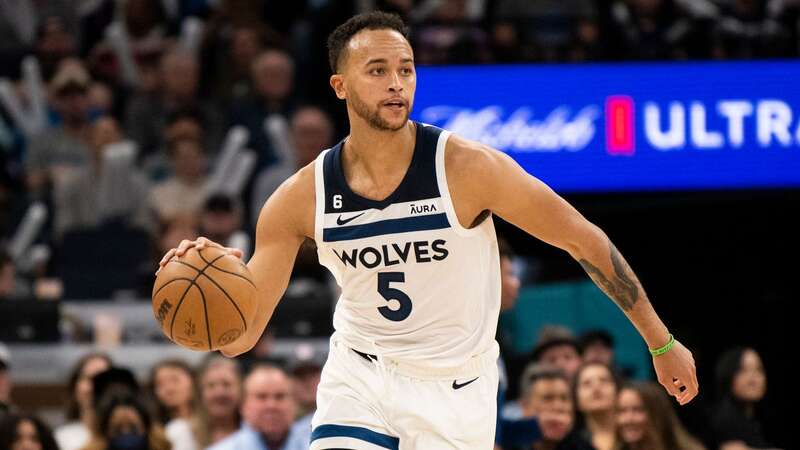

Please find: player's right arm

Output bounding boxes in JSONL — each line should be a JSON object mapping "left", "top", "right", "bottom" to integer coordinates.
{"left": 156, "top": 164, "right": 316, "bottom": 357}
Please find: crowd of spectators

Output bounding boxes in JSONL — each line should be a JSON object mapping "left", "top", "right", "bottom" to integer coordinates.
{"left": 0, "top": 1, "right": 792, "bottom": 450}
{"left": 2, "top": 0, "right": 800, "bottom": 304}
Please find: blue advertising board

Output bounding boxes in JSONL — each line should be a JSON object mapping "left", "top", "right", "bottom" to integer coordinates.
{"left": 411, "top": 61, "right": 800, "bottom": 192}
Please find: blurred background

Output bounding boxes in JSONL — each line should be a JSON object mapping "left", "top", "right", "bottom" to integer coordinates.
{"left": 0, "top": 1, "right": 797, "bottom": 450}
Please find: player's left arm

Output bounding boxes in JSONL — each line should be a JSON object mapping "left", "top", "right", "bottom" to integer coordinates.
{"left": 447, "top": 135, "right": 698, "bottom": 405}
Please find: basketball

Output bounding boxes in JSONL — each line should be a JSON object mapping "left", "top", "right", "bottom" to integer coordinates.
{"left": 152, "top": 246, "right": 256, "bottom": 351}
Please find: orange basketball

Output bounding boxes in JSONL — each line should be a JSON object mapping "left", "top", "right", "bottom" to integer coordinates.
{"left": 152, "top": 246, "right": 256, "bottom": 351}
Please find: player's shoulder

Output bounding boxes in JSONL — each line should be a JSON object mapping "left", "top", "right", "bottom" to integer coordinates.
{"left": 443, "top": 131, "right": 506, "bottom": 181}
{"left": 272, "top": 161, "right": 316, "bottom": 203}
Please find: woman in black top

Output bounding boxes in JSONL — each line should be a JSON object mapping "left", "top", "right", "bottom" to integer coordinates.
{"left": 711, "top": 347, "right": 778, "bottom": 450}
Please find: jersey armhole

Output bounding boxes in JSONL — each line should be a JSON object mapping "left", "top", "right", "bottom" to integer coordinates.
{"left": 313, "top": 148, "right": 330, "bottom": 245}
{"left": 434, "top": 130, "right": 485, "bottom": 237}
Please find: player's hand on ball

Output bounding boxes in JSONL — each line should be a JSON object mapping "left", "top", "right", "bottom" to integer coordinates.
{"left": 652, "top": 339, "right": 699, "bottom": 405}
{"left": 156, "top": 236, "right": 243, "bottom": 275}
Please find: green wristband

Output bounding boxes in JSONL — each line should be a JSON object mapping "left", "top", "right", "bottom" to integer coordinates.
{"left": 649, "top": 334, "right": 675, "bottom": 357}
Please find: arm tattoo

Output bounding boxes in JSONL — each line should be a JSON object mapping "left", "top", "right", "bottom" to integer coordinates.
{"left": 579, "top": 241, "right": 640, "bottom": 311}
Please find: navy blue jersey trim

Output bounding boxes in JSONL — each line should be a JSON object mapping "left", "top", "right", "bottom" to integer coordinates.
{"left": 322, "top": 122, "right": 443, "bottom": 214}
{"left": 311, "top": 424, "right": 400, "bottom": 450}
{"left": 323, "top": 213, "right": 449, "bottom": 242}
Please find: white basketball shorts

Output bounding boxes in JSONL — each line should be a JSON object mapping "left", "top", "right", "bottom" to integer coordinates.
{"left": 310, "top": 333, "right": 500, "bottom": 450}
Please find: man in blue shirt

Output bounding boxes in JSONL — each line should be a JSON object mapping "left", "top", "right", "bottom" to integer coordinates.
{"left": 208, "top": 365, "right": 310, "bottom": 450}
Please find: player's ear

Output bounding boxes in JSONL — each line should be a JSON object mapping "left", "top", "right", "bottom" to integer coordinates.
{"left": 330, "top": 74, "right": 346, "bottom": 100}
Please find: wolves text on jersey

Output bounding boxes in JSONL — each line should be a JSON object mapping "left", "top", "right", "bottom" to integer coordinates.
{"left": 332, "top": 239, "right": 449, "bottom": 269}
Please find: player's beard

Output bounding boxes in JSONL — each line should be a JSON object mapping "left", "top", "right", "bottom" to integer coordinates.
{"left": 349, "top": 89, "right": 408, "bottom": 131}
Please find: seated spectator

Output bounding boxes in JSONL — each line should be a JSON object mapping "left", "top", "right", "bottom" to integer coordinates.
{"left": 518, "top": 363, "right": 595, "bottom": 450}
{"left": 579, "top": 330, "right": 633, "bottom": 380}
{"left": 531, "top": 326, "right": 583, "bottom": 381}
{"left": 24, "top": 59, "right": 93, "bottom": 198}
{"left": 55, "top": 353, "right": 113, "bottom": 450}
{"left": 81, "top": 391, "right": 171, "bottom": 450}
{"left": 615, "top": 381, "right": 705, "bottom": 450}
{"left": 493, "top": 0, "right": 596, "bottom": 61}
{"left": 149, "top": 360, "right": 196, "bottom": 426}
{"left": 156, "top": 215, "right": 200, "bottom": 261}
{"left": 288, "top": 349, "right": 324, "bottom": 422}
{"left": 199, "top": 194, "right": 251, "bottom": 259}
{"left": 192, "top": 355, "right": 243, "bottom": 448}
{"left": 91, "top": 367, "right": 141, "bottom": 409}
{"left": 573, "top": 362, "right": 619, "bottom": 450}
{"left": 148, "top": 138, "right": 209, "bottom": 223}
{"left": 411, "top": 0, "right": 491, "bottom": 65}
{"left": 495, "top": 236, "right": 541, "bottom": 450}
{"left": 34, "top": 14, "right": 80, "bottom": 79}
{"left": 229, "top": 49, "right": 297, "bottom": 171}
{"left": 207, "top": 23, "right": 273, "bottom": 102}
{"left": 53, "top": 115, "right": 152, "bottom": 239}
{"left": 142, "top": 107, "right": 206, "bottom": 182}
{"left": 250, "top": 105, "right": 334, "bottom": 222}
{"left": 208, "top": 365, "right": 309, "bottom": 450}
{"left": 711, "top": 347, "right": 776, "bottom": 450}
{"left": 0, "top": 413, "right": 59, "bottom": 450}
{"left": 712, "top": 0, "right": 793, "bottom": 59}
{"left": 124, "top": 48, "right": 223, "bottom": 158}
{"left": 608, "top": 0, "right": 708, "bottom": 60}
{"left": 0, "top": 344, "right": 12, "bottom": 417}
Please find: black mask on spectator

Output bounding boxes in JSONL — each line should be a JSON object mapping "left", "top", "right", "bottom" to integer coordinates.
{"left": 108, "top": 432, "right": 147, "bottom": 450}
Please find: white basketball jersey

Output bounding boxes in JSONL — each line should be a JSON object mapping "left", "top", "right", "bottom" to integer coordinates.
{"left": 313, "top": 122, "right": 501, "bottom": 369}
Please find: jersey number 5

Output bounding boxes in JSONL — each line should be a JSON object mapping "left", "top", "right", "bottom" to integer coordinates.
{"left": 377, "top": 272, "right": 412, "bottom": 321}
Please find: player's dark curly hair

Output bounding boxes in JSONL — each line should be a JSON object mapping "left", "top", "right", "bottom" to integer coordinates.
{"left": 327, "top": 11, "right": 409, "bottom": 73}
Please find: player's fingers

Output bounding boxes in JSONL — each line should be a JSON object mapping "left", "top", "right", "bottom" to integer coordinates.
{"left": 175, "top": 239, "right": 195, "bottom": 256}
{"left": 157, "top": 248, "right": 177, "bottom": 272}
{"left": 158, "top": 249, "right": 175, "bottom": 266}
{"left": 660, "top": 377, "right": 681, "bottom": 398}
{"left": 228, "top": 248, "right": 243, "bottom": 258}
{"left": 196, "top": 236, "right": 213, "bottom": 250}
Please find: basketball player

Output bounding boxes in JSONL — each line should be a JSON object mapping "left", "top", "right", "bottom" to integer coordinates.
{"left": 157, "top": 12, "right": 698, "bottom": 449}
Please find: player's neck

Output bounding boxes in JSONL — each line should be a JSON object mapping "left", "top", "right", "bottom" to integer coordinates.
{"left": 344, "top": 120, "right": 416, "bottom": 181}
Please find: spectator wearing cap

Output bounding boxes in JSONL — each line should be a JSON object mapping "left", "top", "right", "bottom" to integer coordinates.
{"left": 54, "top": 115, "right": 153, "bottom": 239}
{"left": 0, "top": 343, "right": 12, "bottom": 417}
{"left": 199, "top": 194, "right": 251, "bottom": 260}
{"left": 208, "top": 365, "right": 310, "bottom": 450}
{"left": 147, "top": 137, "right": 209, "bottom": 223}
{"left": 24, "top": 58, "right": 93, "bottom": 199}
{"left": 192, "top": 355, "right": 242, "bottom": 449}
{"left": 532, "top": 326, "right": 583, "bottom": 382}
{"left": 55, "top": 353, "right": 113, "bottom": 450}
{"left": 287, "top": 346, "right": 324, "bottom": 423}
{"left": 579, "top": 330, "right": 633, "bottom": 381}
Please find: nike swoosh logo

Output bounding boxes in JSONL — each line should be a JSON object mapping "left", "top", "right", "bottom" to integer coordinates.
{"left": 337, "top": 212, "right": 365, "bottom": 226}
{"left": 452, "top": 377, "right": 479, "bottom": 390}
